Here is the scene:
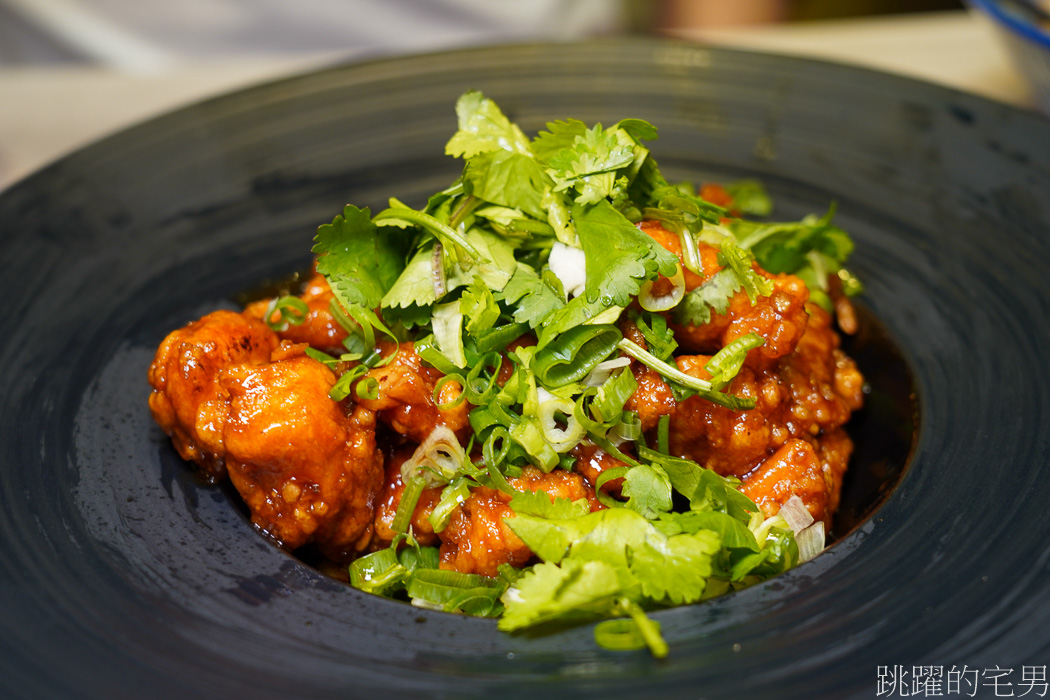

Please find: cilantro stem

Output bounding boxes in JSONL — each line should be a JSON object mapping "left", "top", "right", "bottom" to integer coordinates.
{"left": 616, "top": 339, "right": 756, "bottom": 411}
{"left": 448, "top": 194, "right": 480, "bottom": 230}
{"left": 374, "top": 208, "right": 485, "bottom": 262}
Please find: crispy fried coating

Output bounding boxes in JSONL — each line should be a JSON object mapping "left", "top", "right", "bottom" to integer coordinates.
{"left": 147, "top": 310, "right": 278, "bottom": 481}
{"left": 437, "top": 467, "right": 603, "bottom": 577}
{"left": 620, "top": 320, "right": 676, "bottom": 433}
{"left": 221, "top": 349, "right": 384, "bottom": 561}
{"left": 572, "top": 442, "right": 628, "bottom": 495}
{"left": 354, "top": 342, "right": 471, "bottom": 443}
{"left": 244, "top": 273, "right": 349, "bottom": 355}
{"left": 662, "top": 304, "right": 862, "bottom": 523}
{"left": 638, "top": 220, "right": 810, "bottom": 367}
{"left": 739, "top": 438, "right": 830, "bottom": 524}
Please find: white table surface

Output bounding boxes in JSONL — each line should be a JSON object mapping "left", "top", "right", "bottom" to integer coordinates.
{"left": 0, "top": 10, "right": 1034, "bottom": 192}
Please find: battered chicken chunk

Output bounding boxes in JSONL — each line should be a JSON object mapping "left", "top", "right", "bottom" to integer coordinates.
{"left": 147, "top": 310, "right": 278, "bottom": 481}
{"left": 221, "top": 345, "right": 384, "bottom": 561}
{"left": 739, "top": 438, "right": 830, "bottom": 524}
{"left": 437, "top": 467, "right": 603, "bottom": 577}
{"left": 244, "top": 273, "right": 349, "bottom": 355}
{"left": 639, "top": 220, "right": 810, "bottom": 366}
{"left": 663, "top": 303, "right": 863, "bottom": 523}
{"left": 354, "top": 342, "right": 471, "bottom": 443}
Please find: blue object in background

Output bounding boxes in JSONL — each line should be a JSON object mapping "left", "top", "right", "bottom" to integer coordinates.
{"left": 968, "top": 0, "right": 1050, "bottom": 113}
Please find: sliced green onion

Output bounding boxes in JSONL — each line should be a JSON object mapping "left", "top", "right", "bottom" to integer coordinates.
{"left": 616, "top": 338, "right": 756, "bottom": 411}
{"left": 594, "top": 465, "right": 629, "bottom": 493}
{"left": 355, "top": 376, "right": 380, "bottom": 401}
{"left": 796, "top": 521, "right": 826, "bottom": 562}
{"left": 638, "top": 263, "right": 685, "bottom": 312}
{"left": 415, "top": 334, "right": 461, "bottom": 375}
{"left": 594, "top": 618, "right": 652, "bottom": 652}
{"left": 656, "top": 414, "right": 670, "bottom": 455}
{"left": 582, "top": 357, "right": 631, "bottom": 388}
{"left": 677, "top": 224, "right": 704, "bottom": 276}
{"left": 463, "top": 352, "right": 502, "bottom": 405}
{"left": 391, "top": 474, "right": 427, "bottom": 534}
{"left": 592, "top": 364, "right": 638, "bottom": 425}
{"left": 263, "top": 295, "right": 309, "bottom": 332}
{"left": 401, "top": 425, "right": 467, "bottom": 487}
{"left": 533, "top": 324, "right": 622, "bottom": 388}
{"left": 428, "top": 478, "right": 472, "bottom": 533}
{"left": 620, "top": 598, "right": 668, "bottom": 659}
{"left": 432, "top": 300, "right": 466, "bottom": 369}
{"left": 509, "top": 419, "right": 559, "bottom": 472}
{"left": 473, "top": 322, "right": 529, "bottom": 354}
{"left": 536, "top": 390, "right": 585, "bottom": 453}
{"left": 348, "top": 547, "right": 407, "bottom": 594}
{"left": 433, "top": 374, "right": 467, "bottom": 410}
{"left": 406, "top": 569, "right": 506, "bottom": 617}
{"left": 329, "top": 364, "right": 368, "bottom": 401}
{"left": 483, "top": 426, "right": 512, "bottom": 470}
{"left": 304, "top": 347, "right": 339, "bottom": 367}
{"left": 704, "top": 333, "right": 765, "bottom": 390}
{"left": 610, "top": 411, "right": 642, "bottom": 444}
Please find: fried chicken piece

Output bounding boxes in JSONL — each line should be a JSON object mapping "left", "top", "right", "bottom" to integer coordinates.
{"left": 354, "top": 342, "right": 471, "bottom": 443}
{"left": 572, "top": 442, "right": 628, "bottom": 495}
{"left": 220, "top": 347, "right": 384, "bottom": 561}
{"left": 438, "top": 467, "right": 603, "bottom": 577}
{"left": 638, "top": 220, "right": 811, "bottom": 367}
{"left": 244, "top": 273, "right": 349, "bottom": 355}
{"left": 739, "top": 438, "right": 831, "bottom": 525}
{"left": 668, "top": 304, "right": 863, "bottom": 479}
{"left": 147, "top": 310, "right": 278, "bottom": 481}
{"left": 815, "top": 427, "right": 854, "bottom": 518}
{"left": 620, "top": 320, "right": 676, "bottom": 433}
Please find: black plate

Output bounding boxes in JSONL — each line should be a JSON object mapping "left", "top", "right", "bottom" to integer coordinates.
{"left": 2, "top": 40, "right": 1048, "bottom": 699}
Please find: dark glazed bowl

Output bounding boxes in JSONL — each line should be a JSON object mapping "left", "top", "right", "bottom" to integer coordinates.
{"left": 1, "top": 40, "right": 1049, "bottom": 699}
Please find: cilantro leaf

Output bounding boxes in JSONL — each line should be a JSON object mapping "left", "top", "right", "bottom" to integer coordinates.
{"left": 532, "top": 119, "right": 589, "bottom": 162}
{"left": 445, "top": 90, "right": 532, "bottom": 158}
{"left": 613, "top": 118, "right": 658, "bottom": 143}
{"left": 459, "top": 276, "right": 500, "bottom": 335}
{"left": 574, "top": 200, "right": 679, "bottom": 307}
{"left": 380, "top": 246, "right": 436, "bottom": 309}
{"left": 720, "top": 240, "right": 773, "bottom": 303}
{"left": 660, "top": 510, "right": 759, "bottom": 550}
{"left": 673, "top": 268, "right": 739, "bottom": 326}
{"left": 382, "top": 228, "right": 517, "bottom": 310}
{"left": 312, "top": 205, "right": 411, "bottom": 309}
{"left": 621, "top": 464, "right": 673, "bottom": 520}
{"left": 499, "top": 264, "right": 565, "bottom": 329}
{"left": 463, "top": 149, "right": 550, "bottom": 220}
{"left": 629, "top": 530, "right": 720, "bottom": 605}
{"left": 724, "top": 179, "right": 773, "bottom": 217}
{"left": 546, "top": 124, "right": 636, "bottom": 205}
{"left": 508, "top": 489, "right": 591, "bottom": 520}
{"left": 499, "top": 559, "right": 622, "bottom": 631}
{"left": 535, "top": 294, "right": 620, "bottom": 347}
{"left": 731, "top": 206, "right": 853, "bottom": 275}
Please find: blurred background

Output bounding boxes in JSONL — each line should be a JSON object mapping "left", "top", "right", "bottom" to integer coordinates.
{"left": 0, "top": 0, "right": 1036, "bottom": 189}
